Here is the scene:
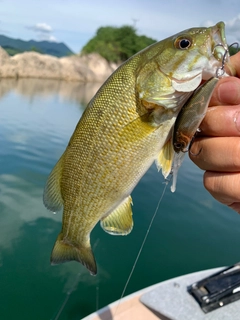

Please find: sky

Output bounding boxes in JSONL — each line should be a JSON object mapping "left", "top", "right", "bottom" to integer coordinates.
{"left": 1, "top": 0, "right": 240, "bottom": 53}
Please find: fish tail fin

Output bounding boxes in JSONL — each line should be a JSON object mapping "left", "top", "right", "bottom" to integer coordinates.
{"left": 51, "top": 232, "right": 97, "bottom": 275}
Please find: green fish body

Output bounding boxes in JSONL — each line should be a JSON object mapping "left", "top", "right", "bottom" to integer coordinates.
{"left": 43, "top": 22, "right": 229, "bottom": 275}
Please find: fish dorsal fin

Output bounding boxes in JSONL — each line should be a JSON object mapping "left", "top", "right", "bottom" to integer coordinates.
{"left": 155, "top": 138, "right": 174, "bottom": 179}
{"left": 101, "top": 196, "right": 133, "bottom": 235}
{"left": 43, "top": 155, "right": 64, "bottom": 212}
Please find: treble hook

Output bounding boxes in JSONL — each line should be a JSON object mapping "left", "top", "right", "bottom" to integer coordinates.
{"left": 185, "top": 130, "right": 202, "bottom": 156}
{"left": 213, "top": 43, "right": 229, "bottom": 78}
{"left": 188, "top": 137, "right": 202, "bottom": 156}
{"left": 229, "top": 42, "right": 239, "bottom": 50}
{"left": 214, "top": 42, "right": 239, "bottom": 78}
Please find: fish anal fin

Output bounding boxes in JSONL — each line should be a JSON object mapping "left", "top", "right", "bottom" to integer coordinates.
{"left": 156, "top": 138, "right": 174, "bottom": 179}
{"left": 51, "top": 232, "right": 97, "bottom": 275}
{"left": 101, "top": 196, "right": 133, "bottom": 235}
{"left": 43, "top": 155, "right": 64, "bottom": 212}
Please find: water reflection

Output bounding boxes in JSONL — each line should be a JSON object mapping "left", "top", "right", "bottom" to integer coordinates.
{"left": 0, "top": 77, "right": 133, "bottom": 319}
{"left": 0, "top": 79, "right": 97, "bottom": 253}
{"left": 0, "top": 78, "right": 110, "bottom": 319}
{"left": 0, "top": 78, "right": 101, "bottom": 106}
{"left": 0, "top": 78, "right": 239, "bottom": 320}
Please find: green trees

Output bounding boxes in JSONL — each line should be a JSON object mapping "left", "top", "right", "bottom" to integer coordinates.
{"left": 81, "top": 25, "right": 156, "bottom": 62}
{"left": 229, "top": 45, "right": 240, "bottom": 56}
{"left": 30, "top": 46, "right": 43, "bottom": 53}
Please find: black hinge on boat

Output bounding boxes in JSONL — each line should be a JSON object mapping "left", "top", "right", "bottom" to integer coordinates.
{"left": 187, "top": 262, "right": 240, "bottom": 313}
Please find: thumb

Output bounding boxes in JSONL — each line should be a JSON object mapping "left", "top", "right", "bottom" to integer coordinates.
{"left": 209, "top": 76, "right": 240, "bottom": 106}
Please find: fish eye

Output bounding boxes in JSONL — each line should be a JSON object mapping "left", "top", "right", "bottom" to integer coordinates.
{"left": 174, "top": 36, "right": 192, "bottom": 50}
{"left": 174, "top": 142, "right": 185, "bottom": 151}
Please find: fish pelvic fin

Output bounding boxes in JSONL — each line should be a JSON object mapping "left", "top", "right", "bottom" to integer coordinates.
{"left": 101, "top": 196, "right": 133, "bottom": 235}
{"left": 51, "top": 232, "right": 97, "bottom": 275}
{"left": 43, "top": 155, "right": 64, "bottom": 212}
{"left": 155, "top": 138, "right": 174, "bottom": 179}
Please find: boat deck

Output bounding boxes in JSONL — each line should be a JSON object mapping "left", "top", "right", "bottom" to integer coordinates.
{"left": 90, "top": 292, "right": 161, "bottom": 320}
{"left": 83, "top": 267, "right": 240, "bottom": 320}
{"left": 83, "top": 281, "right": 164, "bottom": 320}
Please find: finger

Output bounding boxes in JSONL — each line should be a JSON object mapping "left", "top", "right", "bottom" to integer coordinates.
{"left": 229, "top": 202, "right": 240, "bottom": 213}
{"left": 204, "top": 171, "right": 240, "bottom": 213}
{"left": 190, "top": 137, "right": 240, "bottom": 172}
{"left": 228, "top": 51, "right": 240, "bottom": 78}
{"left": 209, "top": 76, "right": 240, "bottom": 106}
{"left": 199, "top": 105, "right": 240, "bottom": 136}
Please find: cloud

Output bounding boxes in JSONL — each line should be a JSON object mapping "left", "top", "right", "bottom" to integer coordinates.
{"left": 201, "top": 15, "right": 240, "bottom": 45}
{"left": 33, "top": 22, "right": 52, "bottom": 33}
{"left": 26, "top": 22, "right": 57, "bottom": 42}
{"left": 200, "top": 20, "right": 215, "bottom": 28}
{"left": 225, "top": 14, "right": 240, "bottom": 44}
{"left": 38, "top": 33, "right": 57, "bottom": 42}
{"left": 27, "top": 22, "right": 52, "bottom": 33}
{"left": 225, "top": 14, "right": 240, "bottom": 31}
{"left": 48, "top": 35, "right": 57, "bottom": 42}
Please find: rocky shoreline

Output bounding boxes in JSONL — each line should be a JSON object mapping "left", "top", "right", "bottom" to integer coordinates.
{"left": 0, "top": 47, "right": 118, "bottom": 82}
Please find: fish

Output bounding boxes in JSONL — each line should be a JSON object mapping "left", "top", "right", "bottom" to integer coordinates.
{"left": 170, "top": 77, "right": 219, "bottom": 193}
{"left": 43, "top": 22, "right": 229, "bottom": 275}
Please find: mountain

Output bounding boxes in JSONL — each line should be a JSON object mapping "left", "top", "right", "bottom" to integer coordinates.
{"left": 0, "top": 34, "right": 74, "bottom": 57}
{"left": 0, "top": 47, "right": 118, "bottom": 83}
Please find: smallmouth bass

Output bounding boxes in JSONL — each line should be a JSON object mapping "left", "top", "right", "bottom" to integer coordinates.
{"left": 43, "top": 22, "right": 229, "bottom": 275}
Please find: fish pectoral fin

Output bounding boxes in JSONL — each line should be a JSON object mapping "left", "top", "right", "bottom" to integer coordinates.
{"left": 101, "top": 196, "right": 133, "bottom": 235}
{"left": 43, "top": 155, "right": 64, "bottom": 212}
{"left": 51, "top": 232, "right": 97, "bottom": 275}
{"left": 120, "top": 113, "right": 158, "bottom": 144}
{"left": 155, "top": 138, "right": 174, "bottom": 179}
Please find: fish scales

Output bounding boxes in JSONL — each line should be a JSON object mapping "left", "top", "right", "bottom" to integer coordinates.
{"left": 43, "top": 22, "right": 230, "bottom": 275}
{"left": 61, "top": 58, "right": 165, "bottom": 238}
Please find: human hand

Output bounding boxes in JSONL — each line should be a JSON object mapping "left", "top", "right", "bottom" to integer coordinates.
{"left": 190, "top": 52, "right": 240, "bottom": 213}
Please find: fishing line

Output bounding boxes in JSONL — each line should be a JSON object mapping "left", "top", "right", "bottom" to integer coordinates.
{"left": 96, "top": 286, "right": 99, "bottom": 311}
{"left": 113, "top": 177, "right": 171, "bottom": 318}
{"left": 52, "top": 239, "right": 100, "bottom": 320}
{"left": 51, "top": 272, "right": 81, "bottom": 320}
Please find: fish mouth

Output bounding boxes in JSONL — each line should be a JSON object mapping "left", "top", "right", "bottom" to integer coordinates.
{"left": 202, "top": 22, "right": 230, "bottom": 79}
{"left": 212, "top": 23, "right": 237, "bottom": 76}
{"left": 211, "top": 22, "right": 227, "bottom": 51}
{"left": 212, "top": 22, "right": 230, "bottom": 73}
{"left": 212, "top": 23, "right": 229, "bottom": 66}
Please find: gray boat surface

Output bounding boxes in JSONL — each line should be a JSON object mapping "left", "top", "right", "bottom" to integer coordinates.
{"left": 83, "top": 267, "right": 240, "bottom": 320}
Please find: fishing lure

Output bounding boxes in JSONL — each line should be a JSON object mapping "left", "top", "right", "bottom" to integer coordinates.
{"left": 170, "top": 77, "right": 219, "bottom": 192}
{"left": 170, "top": 43, "right": 232, "bottom": 192}
{"left": 173, "top": 77, "right": 219, "bottom": 154}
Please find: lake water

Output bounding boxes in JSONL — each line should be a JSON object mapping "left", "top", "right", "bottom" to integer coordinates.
{"left": 0, "top": 78, "right": 239, "bottom": 320}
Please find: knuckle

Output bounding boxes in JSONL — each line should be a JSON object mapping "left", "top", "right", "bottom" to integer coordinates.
{"left": 203, "top": 171, "right": 216, "bottom": 193}
{"left": 230, "top": 139, "right": 240, "bottom": 169}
